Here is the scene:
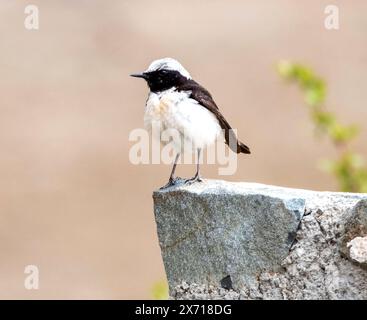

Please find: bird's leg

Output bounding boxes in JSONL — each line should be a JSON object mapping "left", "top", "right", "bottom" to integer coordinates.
{"left": 160, "top": 153, "right": 181, "bottom": 189}
{"left": 185, "top": 149, "right": 203, "bottom": 184}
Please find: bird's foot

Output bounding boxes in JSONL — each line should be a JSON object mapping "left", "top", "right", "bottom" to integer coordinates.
{"left": 159, "top": 177, "right": 183, "bottom": 190}
{"left": 184, "top": 174, "right": 203, "bottom": 185}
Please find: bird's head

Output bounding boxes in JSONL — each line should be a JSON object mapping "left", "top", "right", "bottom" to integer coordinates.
{"left": 130, "top": 58, "right": 191, "bottom": 93}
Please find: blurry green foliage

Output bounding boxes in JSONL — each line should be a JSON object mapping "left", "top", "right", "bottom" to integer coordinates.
{"left": 277, "top": 60, "right": 367, "bottom": 193}
{"left": 151, "top": 280, "right": 169, "bottom": 300}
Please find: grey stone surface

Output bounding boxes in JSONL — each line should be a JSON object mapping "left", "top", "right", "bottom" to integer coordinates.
{"left": 153, "top": 180, "right": 367, "bottom": 300}
{"left": 340, "top": 200, "right": 367, "bottom": 269}
{"left": 347, "top": 237, "right": 367, "bottom": 265}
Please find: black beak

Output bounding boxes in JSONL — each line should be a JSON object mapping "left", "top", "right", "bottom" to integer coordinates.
{"left": 130, "top": 72, "right": 148, "bottom": 79}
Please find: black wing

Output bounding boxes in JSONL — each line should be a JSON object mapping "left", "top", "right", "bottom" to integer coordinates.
{"left": 177, "top": 80, "right": 250, "bottom": 154}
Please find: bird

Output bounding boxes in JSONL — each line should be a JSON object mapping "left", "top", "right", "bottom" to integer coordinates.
{"left": 131, "top": 58, "right": 250, "bottom": 189}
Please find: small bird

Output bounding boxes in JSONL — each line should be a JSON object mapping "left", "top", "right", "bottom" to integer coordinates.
{"left": 131, "top": 58, "right": 250, "bottom": 189}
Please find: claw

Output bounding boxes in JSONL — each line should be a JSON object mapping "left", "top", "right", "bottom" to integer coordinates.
{"left": 184, "top": 174, "right": 203, "bottom": 185}
{"left": 159, "top": 177, "right": 182, "bottom": 190}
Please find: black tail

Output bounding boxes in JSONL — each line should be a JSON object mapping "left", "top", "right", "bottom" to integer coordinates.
{"left": 219, "top": 117, "right": 251, "bottom": 154}
{"left": 236, "top": 141, "right": 251, "bottom": 154}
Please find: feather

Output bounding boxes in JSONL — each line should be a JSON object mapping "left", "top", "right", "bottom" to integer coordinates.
{"left": 177, "top": 80, "right": 251, "bottom": 154}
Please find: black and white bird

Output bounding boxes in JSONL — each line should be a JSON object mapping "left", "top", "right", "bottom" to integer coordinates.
{"left": 131, "top": 58, "right": 250, "bottom": 188}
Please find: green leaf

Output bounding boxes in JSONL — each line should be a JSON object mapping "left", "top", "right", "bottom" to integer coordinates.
{"left": 277, "top": 60, "right": 295, "bottom": 79}
{"left": 151, "top": 280, "right": 169, "bottom": 300}
{"left": 277, "top": 60, "right": 367, "bottom": 193}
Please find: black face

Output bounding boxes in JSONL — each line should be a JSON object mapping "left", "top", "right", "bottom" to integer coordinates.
{"left": 132, "top": 69, "right": 188, "bottom": 93}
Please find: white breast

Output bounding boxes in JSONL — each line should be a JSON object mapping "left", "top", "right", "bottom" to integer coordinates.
{"left": 144, "top": 88, "right": 222, "bottom": 153}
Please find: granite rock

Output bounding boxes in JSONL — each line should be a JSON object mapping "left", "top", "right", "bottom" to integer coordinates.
{"left": 153, "top": 180, "right": 367, "bottom": 299}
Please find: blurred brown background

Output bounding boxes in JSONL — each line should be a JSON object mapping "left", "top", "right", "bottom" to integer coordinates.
{"left": 0, "top": 0, "right": 366, "bottom": 299}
